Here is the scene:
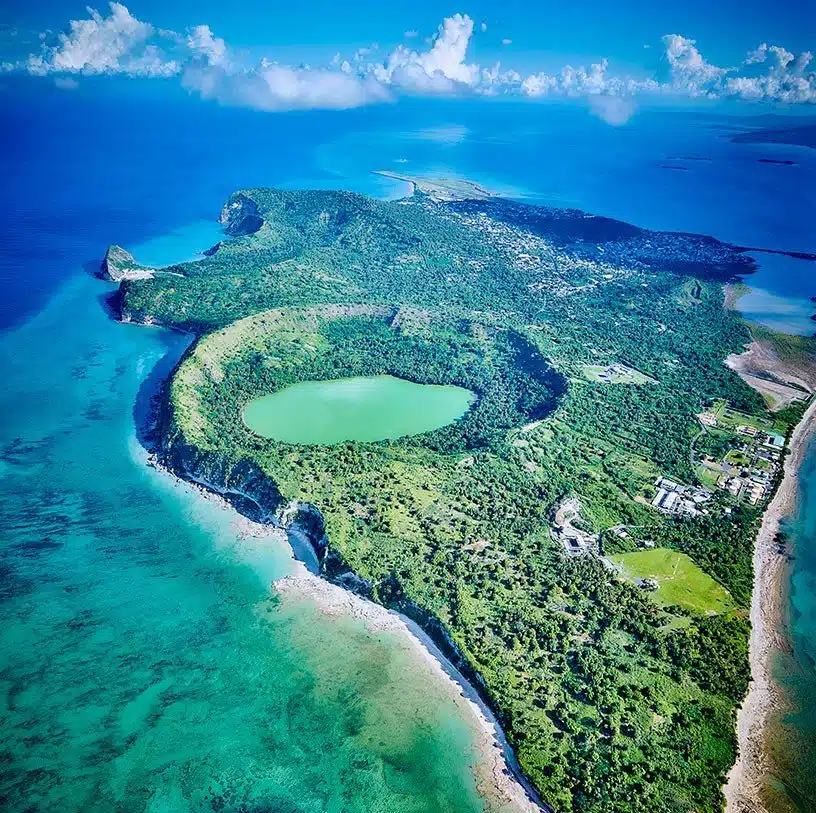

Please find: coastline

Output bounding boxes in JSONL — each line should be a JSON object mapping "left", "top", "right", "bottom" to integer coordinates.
{"left": 141, "top": 445, "right": 545, "bottom": 813}
{"left": 275, "top": 568, "right": 546, "bottom": 813}
{"left": 724, "top": 396, "right": 816, "bottom": 813}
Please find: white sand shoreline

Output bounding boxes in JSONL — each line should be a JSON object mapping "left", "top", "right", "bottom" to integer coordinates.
{"left": 724, "top": 396, "right": 816, "bottom": 813}
{"left": 140, "top": 448, "right": 545, "bottom": 813}
{"left": 275, "top": 568, "right": 546, "bottom": 813}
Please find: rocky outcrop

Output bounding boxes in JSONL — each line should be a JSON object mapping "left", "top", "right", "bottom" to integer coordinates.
{"left": 99, "top": 245, "right": 154, "bottom": 282}
{"left": 159, "top": 415, "right": 329, "bottom": 562}
{"left": 218, "top": 192, "right": 264, "bottom": 236}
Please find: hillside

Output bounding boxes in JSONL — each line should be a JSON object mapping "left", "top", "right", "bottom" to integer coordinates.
{"left": 116, "top": 184, "right": 792, "bottom": 812}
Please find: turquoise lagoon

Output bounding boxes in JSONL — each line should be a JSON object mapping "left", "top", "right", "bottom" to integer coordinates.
{"left": 0, "top": 235, "right": 490, "bottom": 812}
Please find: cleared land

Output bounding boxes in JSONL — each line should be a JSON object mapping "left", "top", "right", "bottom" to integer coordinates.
{"left": 582, "top": 363, "right": 656, "bottom": 385}
{"left": 610, "top": 548, "right": 735, "bottom": 616}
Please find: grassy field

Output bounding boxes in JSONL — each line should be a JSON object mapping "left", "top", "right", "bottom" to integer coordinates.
{"left": 610, "top": 548, "right": 735, "bottom": 616}
{"left": 711, "top": 398, "right": 774, "bottom": 432}
{"left": 695, "top": 462, "right": 722, "bottom": 489}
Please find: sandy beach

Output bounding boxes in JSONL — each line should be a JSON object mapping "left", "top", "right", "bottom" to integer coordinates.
{"left": 142, "top": 446, "right": 544, "bottom": 813}
{"left": 724, "top": 396, "right": 816, "bottom": 813}
{"left": 275, "top": 567, "right": 545, "bottom": 813}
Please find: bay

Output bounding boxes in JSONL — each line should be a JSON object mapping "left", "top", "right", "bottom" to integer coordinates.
{"left": 0, "top": 250, "right": 486, "bottom": 812}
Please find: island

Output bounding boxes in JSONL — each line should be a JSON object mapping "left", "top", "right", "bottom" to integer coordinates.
{"left": 104, "top": 180, "right": 815, "bottom": 812}
{"left": 730, "top": 123, "right": 816, "bottom": 149}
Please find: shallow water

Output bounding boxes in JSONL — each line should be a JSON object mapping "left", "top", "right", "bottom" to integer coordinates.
{"left": 130, "top": 220, "right": 226, "bottom": 267}
{"left": 0, "top": 271, "right": 487, "bottom": 811}
{"left": 769, "top": 438, "right": 816, "bottom": 809}
{"left": 243, "top": 376, "right": 475, "bottom": 444}
{"left": 739, "top": 253, "right": 816, "bottom": 336}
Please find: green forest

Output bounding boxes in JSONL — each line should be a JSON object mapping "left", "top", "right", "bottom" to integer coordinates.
{"left": 118, "top": 186, "right": 808, "bottom": 812}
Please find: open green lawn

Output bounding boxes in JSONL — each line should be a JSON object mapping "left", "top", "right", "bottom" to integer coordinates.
{"left": 724, "top": 449, "right": 751, "bottom": 467}
{"left": 712, "top": 398, "right": 773, "bottom": 432}
{"left": 610, "top": 548, "right": 735, "bottom": 616}
{"left": 695, "top": 463, "right": 722, "bottom": 489}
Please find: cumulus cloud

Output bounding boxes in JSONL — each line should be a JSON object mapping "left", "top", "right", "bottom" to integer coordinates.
{"left": 54, "top": 76, "right": 79, "bottom": 90}
{"left": 374, "top": 13, "right": 478, "bottom": 92}
{"left": 725, "top": 44, "right": 815, "bottom": 103}
{"left": 183, "top": 60, "right": 390, "bottom": 111}
{"left": 745, "top": 43, "right": 768, "bottom": 65}
{"left": 26, "top": 2, "right": 178, "bottom": 77}
{"left": 661, "top": 34, "right": 727, "bottom": 93}
{"left": 501, "top": 38, "right": 512, "bottom": 46}
{"left": 520, "top": 58, "right": 656, "bottom": 99}
{"left": 14, "top": 4, "right": 816, "bottom": 111}
{"left": 656, "top": 34, "right": 815, "bottom": 103}
{"left": 187, "top": 24, "right": 226, "bottom": 66}
{"left": 588, "top": 94, "right": 636, "bottom": 125}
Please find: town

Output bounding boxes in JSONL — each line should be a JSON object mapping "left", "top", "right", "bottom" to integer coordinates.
{"left": 696, "top": 399, "right": 786, "bottom": 506}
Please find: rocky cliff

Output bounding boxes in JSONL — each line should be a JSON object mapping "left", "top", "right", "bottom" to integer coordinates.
{"left": 99, "top": 245, "right": 154, "bottom": 282}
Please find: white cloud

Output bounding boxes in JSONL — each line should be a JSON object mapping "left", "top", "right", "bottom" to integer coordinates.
{"left": 768, "top": 45, "right": 794, "bottom": 71}
{"left": 183, "top": 60, "right": 391, "bottom": 111}
{"left": 54, "top": 76, "right": 79, "bottom": 90}
{"left": 16, "top": 5, "right": 816, "bottom": 112}
{"left": 662, "top": 34, "right": 727, "bottom": 94}
{"left": 521, "top": 58, "right": 645, "bottom": 99}
{"left": 745, "top": 43, "right": 768, "bottom": 65}
{"left": 725, "top": 68, "right": 816, "bottom": 103}
{"left": 375, "top": 13, "right": 477, "bottom": 92}
{"left": 588, "top": 94, "right": 636, "bottom": 125}
{"left": 187, "top": 24, "right": 226, "bottom": 66}
{"left": 27, "top": 2, "right": 178, "bottom": 77}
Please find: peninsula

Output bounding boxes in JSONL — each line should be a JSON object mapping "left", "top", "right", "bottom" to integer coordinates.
{"left": 105, "top": 181, "right": 815, "bottom": 812}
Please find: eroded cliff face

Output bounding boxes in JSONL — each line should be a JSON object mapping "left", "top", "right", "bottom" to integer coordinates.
{"left": 218, "top": 193, "right": 264, "bottom": 237}
{"left": 99, "top": 245, "right": 154, "bottom": 282}
{"left": 158, "top": 397, "right": 330, "bottom": 564}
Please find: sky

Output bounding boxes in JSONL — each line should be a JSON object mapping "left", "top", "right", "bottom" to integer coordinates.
{"left": 1, "top": 1, "right": 814, "bottom": 121}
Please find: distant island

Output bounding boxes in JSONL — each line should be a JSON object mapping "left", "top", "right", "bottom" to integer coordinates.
{"left": 731, "top": 123, "right": 816, "bottom": 149}
{"left": 102, "top": 177, "right": 816, "bottom": 813}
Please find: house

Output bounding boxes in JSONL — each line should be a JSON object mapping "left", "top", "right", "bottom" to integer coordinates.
{"left": 763, "top": 432, "right": 785, "bottom": 450}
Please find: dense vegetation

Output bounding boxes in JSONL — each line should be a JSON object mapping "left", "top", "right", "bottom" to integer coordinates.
{"left": 122, "top": 186, "right": 796, "bottom": 812}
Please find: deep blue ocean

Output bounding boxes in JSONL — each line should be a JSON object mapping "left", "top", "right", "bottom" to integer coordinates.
{"left": 1, "top": 76, "right": 814, "bottom": 811}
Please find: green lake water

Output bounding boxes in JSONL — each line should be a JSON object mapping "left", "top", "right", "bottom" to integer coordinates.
{"left": 0, "top": 267, "right": 489, "bottom": 809}
{"left": 243, "top": 376, "right": 476, "bottom": 445}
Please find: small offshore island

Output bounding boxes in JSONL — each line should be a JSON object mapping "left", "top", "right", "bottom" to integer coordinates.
{"left": 102, "top": 178, "right": 815, "bottom": 812}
